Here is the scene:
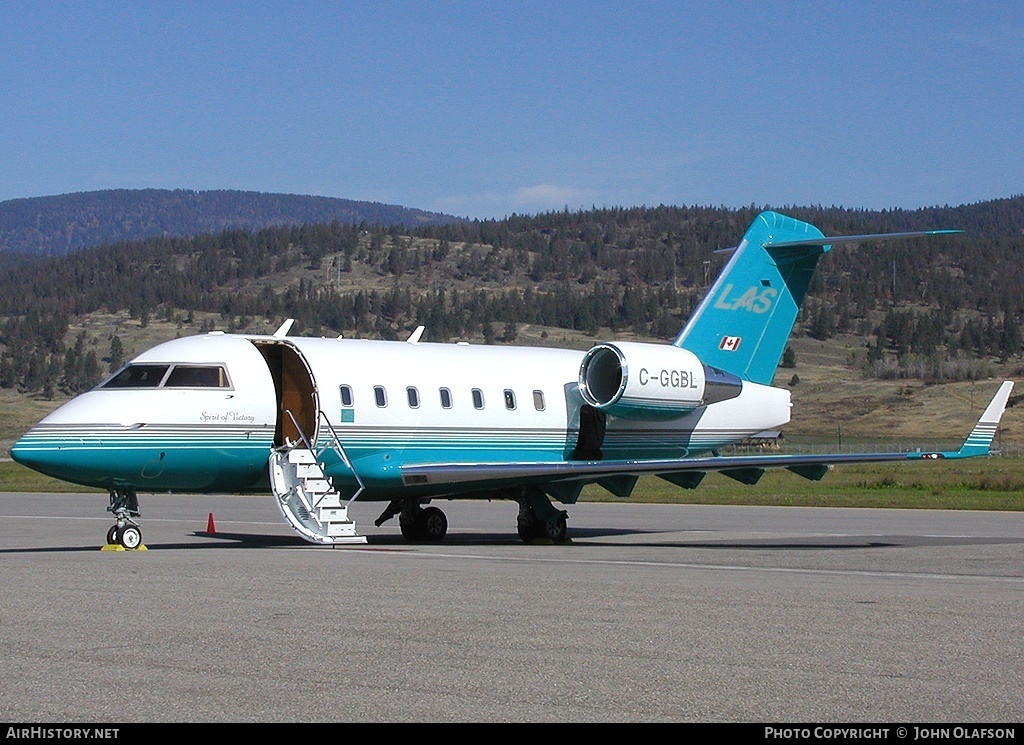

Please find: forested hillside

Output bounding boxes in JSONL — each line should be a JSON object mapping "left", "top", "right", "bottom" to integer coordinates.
{"left": 0, "top": 189, "right": 462, "bottom": 259}
{"left": 1, "top": 198, "right": 1024, "bottom": 400}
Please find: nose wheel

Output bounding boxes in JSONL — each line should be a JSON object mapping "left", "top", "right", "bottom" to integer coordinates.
{"left": 106, "top": 522, "right": 143, "bottom": 549}
{"left": 106, "top": 489, "right": 145, "bottom": 550}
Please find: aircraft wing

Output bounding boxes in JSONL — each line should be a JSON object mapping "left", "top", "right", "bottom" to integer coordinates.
{"left": 400, "top": 381, "right": 1014, "bottom": 495}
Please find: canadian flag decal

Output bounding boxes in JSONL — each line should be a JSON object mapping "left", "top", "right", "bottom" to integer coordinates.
{"left": 719, "top": 336, "right": 741, "bottom": 351}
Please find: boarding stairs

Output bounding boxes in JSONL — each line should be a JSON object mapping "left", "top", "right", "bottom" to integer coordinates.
{"left": 268, "top": 411, "right": 367, "bottom": 545}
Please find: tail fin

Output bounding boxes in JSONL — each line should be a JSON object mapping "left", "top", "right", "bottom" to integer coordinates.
{"left": 674, "top": 211, "right": 962, "bottom": 385}
{"left": 674, "top": 211, "right": 829, "bottom": 384}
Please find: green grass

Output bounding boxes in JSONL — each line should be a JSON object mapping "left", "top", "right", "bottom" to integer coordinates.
{"left": 0, "top": 461, "right": 104, "bottom": 493}
{"left": 3, "top": 456, "right": 1022, "bottom": 511}
{"left": 578, "top": 457, "right": 1024, "bottom": 511}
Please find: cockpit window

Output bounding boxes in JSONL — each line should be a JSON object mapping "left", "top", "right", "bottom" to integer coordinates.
{"left": 100, "top": 364, "right": 231, "bottom": 389}
{"left": 102, "top": 364, "right": 170, "bottom": 388}
{"left": 164, "top": 365, "right": 230, "bottom": 388}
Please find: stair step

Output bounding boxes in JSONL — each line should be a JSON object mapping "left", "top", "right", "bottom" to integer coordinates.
{"left": 295, "top": 463, "right": 324, "bottom": 478}
{"left": 269, "top": 447, "right": 366, "bottom": 545}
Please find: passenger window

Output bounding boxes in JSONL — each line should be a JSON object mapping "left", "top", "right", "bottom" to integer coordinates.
{"left": 339, "top": 385, "right": 353, "bottom": 407}
{"left": 374, "top": 385, "right": 387, "bottom": 407}
{"left": 439, "top": 388, "right": 452, "bottom": 409}
{"left": 533, "top": 390, "right": 545, "bottom": 411}
{"left": 504, "top": 389, "right": 516, "bottom": 410}
{"left": 102, "top": 364, "right": 169, "bottom": 388}
{"left": 472, "top": 388, "right": 484, "bottom": 409}
{"left": 407, "top": 386, "right": 420, "bottom": 408}
{"left": 164, "top": 365, "right": 230, "bottom": 388}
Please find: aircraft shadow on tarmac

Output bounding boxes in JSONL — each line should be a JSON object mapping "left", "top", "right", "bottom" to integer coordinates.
{"left": 2, "top": 526, "right": 1021, "bottom": 553}
{"left": 570, "top": 525, "right": 1024, "bottom": 550}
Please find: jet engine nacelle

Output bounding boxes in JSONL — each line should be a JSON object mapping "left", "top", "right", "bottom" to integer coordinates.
{"left": 578, "top": 341, "right": 742, "bottom": 420}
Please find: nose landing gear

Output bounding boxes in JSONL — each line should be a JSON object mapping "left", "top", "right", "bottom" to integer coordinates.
{"left": 105, "top": 489, "right": 146, "bottom": 550}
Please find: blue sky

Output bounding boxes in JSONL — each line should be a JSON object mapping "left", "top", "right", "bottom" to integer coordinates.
{"left": 1, "top": 1, "right": 1022, "bottom": 219}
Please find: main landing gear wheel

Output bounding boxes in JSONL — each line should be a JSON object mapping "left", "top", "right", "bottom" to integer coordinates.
{"left": 516, "top": 488, "right": 569, "bottom": 543}
{"left": 541, "top": 511, "right": 567, "bottom": 542}
{"left": 517, "top": 509, "right": 568, "bottom": 542}
{"left": 398, "top": 502, "right": 449, "bottom": 542}
{"left": 420, "top": 506, "right": 448, "bottom": 542}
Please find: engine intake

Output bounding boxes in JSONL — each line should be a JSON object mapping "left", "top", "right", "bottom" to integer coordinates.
{"left": 578, "top": 342, "right": 742, "bottom": 420}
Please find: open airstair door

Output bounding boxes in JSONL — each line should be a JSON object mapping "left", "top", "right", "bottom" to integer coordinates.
{"left": 253, "top": 340, "right": 319, "bottom": 448}
{"left": 253, "top": 340, "right": 366, "bottom": 545}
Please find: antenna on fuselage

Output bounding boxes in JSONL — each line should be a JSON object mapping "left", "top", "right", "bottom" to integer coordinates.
{"left": 406, "top": 325, "right": 425, "bottom": 344}
{"left": 273, "top": 319, "right": 295, "bottom": 338}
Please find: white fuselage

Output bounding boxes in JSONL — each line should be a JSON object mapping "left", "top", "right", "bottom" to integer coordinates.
{"left": 12, "top": 331, "right": 792, "bottom": 500}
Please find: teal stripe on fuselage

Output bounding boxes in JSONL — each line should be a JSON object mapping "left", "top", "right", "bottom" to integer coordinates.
{"left": 13, "top": 421, "right": 729, "bottom": 497}
{"left": 12, "top": 430, "right": 275, "bottom": 492}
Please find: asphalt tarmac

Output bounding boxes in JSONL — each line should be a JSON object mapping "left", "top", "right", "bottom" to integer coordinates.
{"left": 1, "top": 492, "right": 1022, "bottom": 723}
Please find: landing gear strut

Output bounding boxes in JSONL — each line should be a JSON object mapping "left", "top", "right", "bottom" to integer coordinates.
{"left": 106, "top": 489, "right": 143, "bottom": 549}
{"left": 516, "top": 487, "right": 569, "bottom": 543}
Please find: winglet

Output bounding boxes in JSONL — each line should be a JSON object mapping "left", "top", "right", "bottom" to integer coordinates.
{"left": 907, "top": 381, "right": 1015, "bottom": 461}
{"left": 949, "top": 381, "right": 1015, "bottom": 457}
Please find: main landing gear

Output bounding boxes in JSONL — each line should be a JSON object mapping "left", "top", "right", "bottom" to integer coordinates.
{"left": 515, "top": 487, "right": 569, "bottom": 543}
{"left": 375, "top": 499, "right": 449, "bottom": 542}
{"left": 375, "top": 488, "right": 570, "bottom": 544}
{"left": 105, "top": 489, "right": 144, "bottom": 550}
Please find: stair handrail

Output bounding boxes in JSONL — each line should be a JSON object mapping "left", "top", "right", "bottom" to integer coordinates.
{"left": 282, "top": 409, "right": 314, "bottom": 451}
{"left": 317, "top": 410, "right": 367, "bottom": 503}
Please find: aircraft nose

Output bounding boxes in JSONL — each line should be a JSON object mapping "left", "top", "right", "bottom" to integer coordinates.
{"left": 10, "top": 434, "right": 32, "bottom": 466}
{"left": 10, "top": 431, "right": 54, "bottom": 474}
{"left": 8, "top": 427, "right": 81, "bottom": 480}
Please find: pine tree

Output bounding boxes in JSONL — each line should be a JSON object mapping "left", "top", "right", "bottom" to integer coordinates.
{"left": 108, "top": 335, "right": 125, "bottom": 372}
{"left": 781, "top": 346, "right": 797, "bottom": 368}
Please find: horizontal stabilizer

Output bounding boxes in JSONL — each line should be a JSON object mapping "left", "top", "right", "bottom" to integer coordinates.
{"left": 764, "top": 228, "right": 963, "bottom": 250}
{"left": 715, "top": 229, "right": 964, "bottom": 254}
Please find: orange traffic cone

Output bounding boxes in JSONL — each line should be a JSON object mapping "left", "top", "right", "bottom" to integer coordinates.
{"left": 206, "top": 513, "right": 216, "bottom": 534}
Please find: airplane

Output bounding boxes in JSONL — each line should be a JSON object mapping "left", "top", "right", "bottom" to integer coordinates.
{"left": 10, "top": 211, "right": 1015, "bottom": 549}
